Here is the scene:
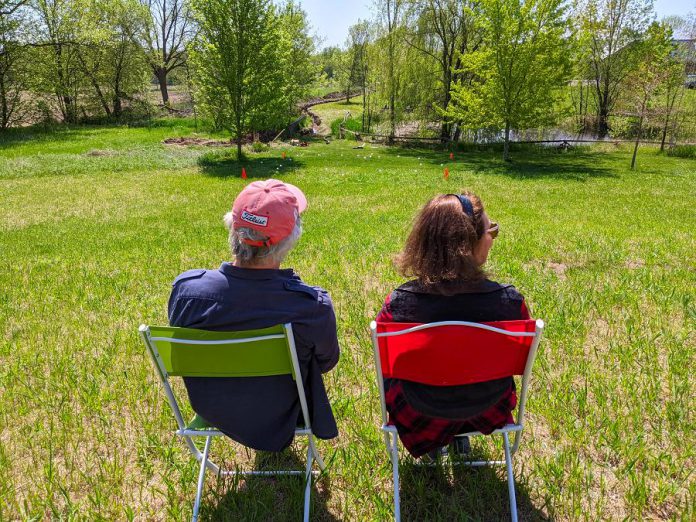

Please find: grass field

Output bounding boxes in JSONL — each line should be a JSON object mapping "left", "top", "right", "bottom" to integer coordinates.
{"left": 1, "top": 119, "right": 694, "bottom": 521}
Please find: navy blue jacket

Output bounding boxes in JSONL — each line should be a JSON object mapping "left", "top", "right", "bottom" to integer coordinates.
{"left": 168, "top": 262, "right": 340, "bottom": 451}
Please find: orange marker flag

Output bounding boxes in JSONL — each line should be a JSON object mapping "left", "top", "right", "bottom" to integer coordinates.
{"left": 241, "top": 167, "right": 247, "bottom": 179}
{"left": 449, "top": 152, "right": 454, "bottom": 160}
{"left": 444, "top": 167, "right": 450, "bottom": 180}
{"left": 282, "top": 151, "right": 286, "bottom": 159}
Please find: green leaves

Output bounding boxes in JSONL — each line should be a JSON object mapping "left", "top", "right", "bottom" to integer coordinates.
{"left": 445, "top": 0, "right": 571, "bottom": 158}
{"left": 189, "top": 0, "right": 310, "bottom": 149}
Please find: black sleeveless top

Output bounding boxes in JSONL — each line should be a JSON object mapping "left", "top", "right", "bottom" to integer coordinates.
{"left": 377, "top": 279, "right": 529, "bottom": 420}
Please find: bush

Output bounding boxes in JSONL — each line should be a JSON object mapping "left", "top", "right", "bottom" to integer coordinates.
{"left": 667, "top": 145, "right": 696, "bottom": 159}
{"left": 330, "top": 116, "right": 363, "bottom": 139}
{"left": 250, "top": 141, "right": 269, "bottom": 153}
{"left": 198, "top": 148, "right": 237, "bottom": 166}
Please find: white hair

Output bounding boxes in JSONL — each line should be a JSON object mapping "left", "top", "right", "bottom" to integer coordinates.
{"left": 223, "top": 212, "right": 302, "bottom": 266}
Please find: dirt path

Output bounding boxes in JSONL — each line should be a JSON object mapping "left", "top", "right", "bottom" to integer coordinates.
{"left": 299, "top": 92, "right": 360, "bottom": 136}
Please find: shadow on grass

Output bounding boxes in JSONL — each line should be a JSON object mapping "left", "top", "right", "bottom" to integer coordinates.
{"left": 399, "top": 454, "right": 548, "bottom": 521}
{"left": 383, "top": 143, "right": 616, "bottom": 181}
{"left": 198, "top": 150, "right": 305, "bottom": 179}
{"left": 0, "top": 124, "right": 93, "bottom": 149}
{"left": 200, "top": 448, "right": 337, "bottom": 521}
{"left": 0, "top": 119, "right": 200, "bottom": 150}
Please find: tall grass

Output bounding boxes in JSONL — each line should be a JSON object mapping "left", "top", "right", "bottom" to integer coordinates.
{"left": 0, "top": 119, "right": 694, "bottom": 520}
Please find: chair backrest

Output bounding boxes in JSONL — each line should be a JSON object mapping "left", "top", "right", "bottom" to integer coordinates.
{"left": 370, "top": 319, "right": 544, "bottom": 427}
{"left": 139, "top": 323, "right": 312, "bottom": 432}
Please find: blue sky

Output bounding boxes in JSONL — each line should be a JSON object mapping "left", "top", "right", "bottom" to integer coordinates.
{"left": 300, "top": 0, "right": 695, "bottom": 49}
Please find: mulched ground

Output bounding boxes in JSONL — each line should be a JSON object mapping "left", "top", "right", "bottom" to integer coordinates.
{"left": 162, "top": 137, "right": 233, "bottom": 147}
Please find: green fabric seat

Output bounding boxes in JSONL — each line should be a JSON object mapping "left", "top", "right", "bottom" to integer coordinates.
{"left": 186, "top": 414, "right": 215, "bottom": 431}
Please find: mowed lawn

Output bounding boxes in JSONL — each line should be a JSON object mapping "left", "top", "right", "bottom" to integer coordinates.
{"left": 0, "top": 120, "right": 694, "bottom": 521}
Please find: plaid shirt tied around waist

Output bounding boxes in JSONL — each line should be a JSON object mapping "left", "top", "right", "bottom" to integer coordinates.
{"left": 385, "top": 380, "right": 517, "bottom": 458}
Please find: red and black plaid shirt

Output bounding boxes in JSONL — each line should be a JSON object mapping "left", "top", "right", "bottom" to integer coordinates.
{"left": 385, "top": 380, "right": 516, "bottom": 458}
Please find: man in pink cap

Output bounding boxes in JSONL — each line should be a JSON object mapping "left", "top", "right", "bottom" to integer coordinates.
{"left": 168, "top": 179, "right": 340, "bottom": 451}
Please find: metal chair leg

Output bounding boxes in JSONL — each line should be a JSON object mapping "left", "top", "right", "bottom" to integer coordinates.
{"left": 303, "top": 445, "right": 313, "bottom": 522}
{"left": 308, "top": 435, "right": 326, "bottom": 471}
{"left": 390, "top": 431, "right": 401, "bottom": 522}
{"left": 192, "top": 436, "right": 212, "bottom": 522}
{"left": 503, "top": 432, "right": 518, "bottom": 522}
{"left": 184, "top": 435, "right": 221, "bottom": 475}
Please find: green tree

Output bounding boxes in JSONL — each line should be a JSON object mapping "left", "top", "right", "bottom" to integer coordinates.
{"left": 447, "top": 0, "right": 571, "bottom": 160}
{"left": 315, "top": 45, "right": 342, "bottom": 82}
{"left": 31, "top": 0, "right": 84, "bottom": 123}
{"left": 0, "top": 0, "right": 30, "bottom": 129}
{"left": 278, "top": 1, "right": 317, "bottom": 108}
{"left": 575, "top": 0, "right": 653, "bottom": 137}
{"left": 189, "top": 0, "right": 288, "bottom": 158}
{"left": 76, "top": 0, "right": 149, "bottom": 118}
{"left": 622, "top": 22, "right": 674, "bottom": 169}
{"left": 660, "top": 13, "right": 695, "bottom": 150}
{"left": 405, "top": 0, "right": 484, "bottom": 139}
{"left": 140, "top": 0, "right": 194, "bottom": 106}
{"left": 376, "top": 0, "right": 405, "bottom": 142}
{"left": 347, "top": 21, "right": 374, "bottom": 131}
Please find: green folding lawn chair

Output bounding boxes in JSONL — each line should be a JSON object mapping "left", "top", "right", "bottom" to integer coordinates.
{"left": 139, "top": 323, "right": 326, "bottom": 522}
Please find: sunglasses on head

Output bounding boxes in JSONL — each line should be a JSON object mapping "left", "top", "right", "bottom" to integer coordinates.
{"left": 488, "top": 222, "right": 499, "bottom": 239}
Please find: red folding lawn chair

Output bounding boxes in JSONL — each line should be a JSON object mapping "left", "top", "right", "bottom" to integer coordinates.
{"left": 370, "top": 319, "right": 545, "bottom": 522}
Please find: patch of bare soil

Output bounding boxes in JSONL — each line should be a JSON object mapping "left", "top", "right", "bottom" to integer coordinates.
{"left": 547, "top": 261, "right": 568, "bottom": 279}
{"left": 163, "top": 137, "right": 232, "bottom": 147}
{"left": 625, "top": 259, "right": 645, "bottom": 269}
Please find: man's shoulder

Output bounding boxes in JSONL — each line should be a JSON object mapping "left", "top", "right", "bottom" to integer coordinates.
{"left": 284, "top": 278, "right": 333, "bottom": 308}
{"left": 173, "top": 269, "right": 208, "bottom": 285}
{"left": 171, "top": 268, "right": 226, "bottom": 296}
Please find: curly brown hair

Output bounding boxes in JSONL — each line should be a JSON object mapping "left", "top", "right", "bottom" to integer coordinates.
{"left": 395, "top": 192, "right": 487, "bottom": 287}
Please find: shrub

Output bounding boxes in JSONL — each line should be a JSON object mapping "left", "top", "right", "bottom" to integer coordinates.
{"left": 667, "top": 145, "right": 696, "bottom": 159}
{"left": 250, "top": 141, "right": 269, "bottom": 153}
{"left": 330, "top": 116, "right": 363, "bottom": 139}
{"left": 198, "top": 148, "right": 237, "bottom": 166}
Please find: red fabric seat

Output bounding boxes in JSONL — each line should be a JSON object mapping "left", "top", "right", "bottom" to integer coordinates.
{"left": 376, "top": 320, "right": 537, "bottom": 386}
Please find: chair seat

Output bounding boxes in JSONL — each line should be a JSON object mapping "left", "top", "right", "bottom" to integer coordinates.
{"left": 381, "top": 422, "right": 523, "bottom": 436}
{"left": 187, "top": 414, "right": 215, "bottom": 431}
{"left": 177, "top": 415, "right": 313, "bottom": 438}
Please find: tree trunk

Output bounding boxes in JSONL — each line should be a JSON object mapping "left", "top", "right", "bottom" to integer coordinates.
{"left": 0, "top": 73, "right": 8, "bottom": 129}
{"left": 389, "top": 89, "right": 395, "bottom": 144}
{"left": 440, "top": 121, "right": 450, "bottom": 141}
{"left": 113, "top": 93, "right": 122, "bottom": 118}
{"left": 453, "top": 122, "right": 461, "bottom": 143}
{"left": 63, "top": 95, "right": 77, "bottom": 124}
{"left": 503, "top": 122, "right": 511, "bottom": 161}
{"left": 441, "top": 56, "right": 452, "bottom": 140}
{"left": 631, "top": 113, "right": 644, "bottom": 170}
{"left": 660, "top": 114, "right": 669, "bottom": 152}
{"left": 362, "top": 86, "right": 367, "bottom": 132}
{"left": 156, "top": 68, "right": 170, "bottom": 105}
{"left": 597, "top": 104, "right": 609, "bottom": 138}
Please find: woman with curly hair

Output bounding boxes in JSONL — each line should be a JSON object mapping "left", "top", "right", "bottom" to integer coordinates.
{"left": 376, "top": 192, "right": 531, "bottom": 459}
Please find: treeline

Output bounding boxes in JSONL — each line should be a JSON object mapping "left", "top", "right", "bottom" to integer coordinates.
{"left": 1, "top": 0, "right": 695, "bottom": 162}
{"left": 322, "top": 0, "right": 695, "bottom": 160}
{"left": 1, "top": 0, "right": 185, "bottom": 126}
{"left": 0, "top": 0, "right": 314, "bottom": 147}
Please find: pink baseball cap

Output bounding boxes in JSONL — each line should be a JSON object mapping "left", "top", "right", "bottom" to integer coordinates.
{"left": 231, "top": 179, "right": 307, "bottom": 247}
